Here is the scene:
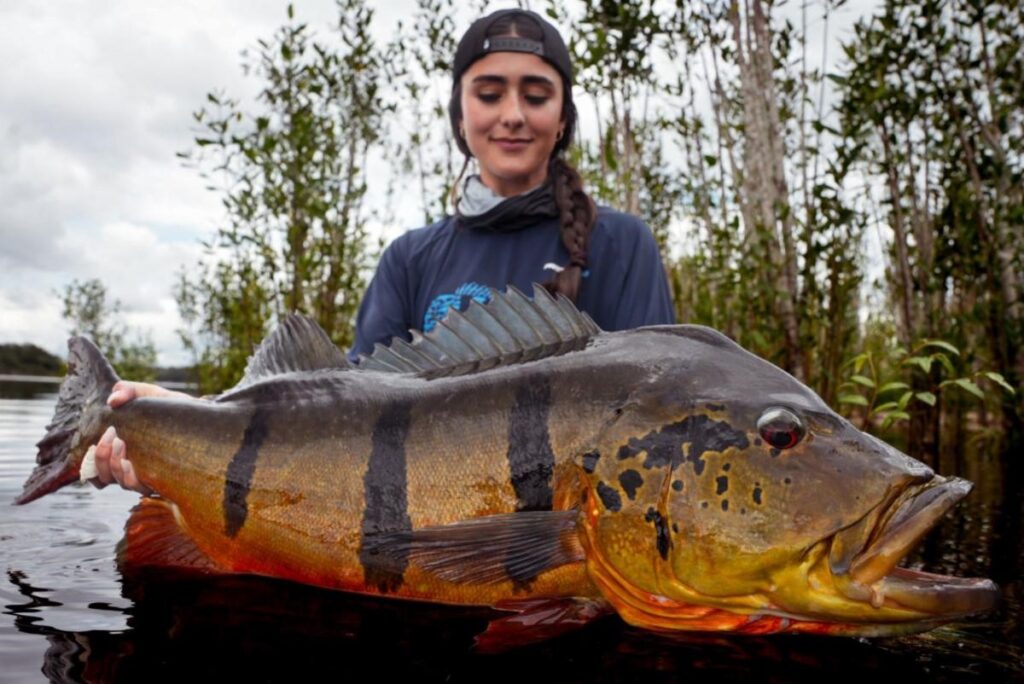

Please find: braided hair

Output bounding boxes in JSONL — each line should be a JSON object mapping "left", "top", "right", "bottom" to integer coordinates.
{"left": 448, "top": 13, "right": 596, "bottom": 303}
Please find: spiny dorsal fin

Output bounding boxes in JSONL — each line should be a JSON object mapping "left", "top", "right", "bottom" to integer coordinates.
{"left": 237, "top": 314, "right": 350, "bottom": 387}
{"left": 359, "top": 284, "right": 602, "bottom": 379}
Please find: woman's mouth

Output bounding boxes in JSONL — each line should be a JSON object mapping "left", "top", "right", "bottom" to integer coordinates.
{"left": 491, "top": 138, "right": 531, "bottom": 151}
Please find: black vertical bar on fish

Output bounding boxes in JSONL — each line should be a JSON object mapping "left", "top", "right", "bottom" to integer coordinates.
{"left": 223, "top": 405, "right": 273, "bottom": 538}
{"left": 507, "top": 377, "right": 555, "bottom": 512}
{"left": 359, "top": 399, "right": 414, "bottom": 593}
{"left": 505, "top": 377, "right": 556, "bottom": 587}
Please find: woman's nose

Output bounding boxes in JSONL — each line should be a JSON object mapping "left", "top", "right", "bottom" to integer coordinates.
{"left": 500, "top": 96, "right": 525, "bottom": 128}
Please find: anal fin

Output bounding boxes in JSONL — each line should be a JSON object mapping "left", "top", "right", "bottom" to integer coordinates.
{"left": 116, "top": 498, "right": 223, "bottom": 574}
{"left": 475, "top": 597, "right": 613, "bottom": 653}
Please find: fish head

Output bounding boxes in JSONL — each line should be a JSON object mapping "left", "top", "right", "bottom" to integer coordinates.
{"left": 578, "top": 326, "right": 999, "bottom": 634}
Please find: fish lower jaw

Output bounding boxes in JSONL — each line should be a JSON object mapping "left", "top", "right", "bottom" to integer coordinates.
{"left": 831, "top": 567, "right": 1000, "bottom": 621}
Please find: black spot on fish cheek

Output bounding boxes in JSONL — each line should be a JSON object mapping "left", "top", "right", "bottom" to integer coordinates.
{"left": 752, "top": 486, "right": 763, "bottom": 505}
{"left": 672, "top": 522, "right": 680, "bottom": 533}
{"left": 619, "top": 469, "right": 644, "bottom": 501}
{"left": 597, "top": 482, "right": 622, "bottom": 512}
{"left": 672, "top": 479, "right": 683, "bottom": 492}
{"left": 701, "top": 502, "right": 709, "bottom": 509}
{"left": 784, "top": 477, "right": 792, "bottom": 485}
{"left": 716, "top": 476, "right": 729, "bottom": 495}
{"left": 722, "top": 463, "right": 731, "bottom": 471}
{"left": 721, "top": 500, "right": 729, "bottom": 512}
{"left": 644, "top": 507, "right": 671, "bottom": 560}
{"left": 582, "top": 451, "right": 601, "bottom": 473}
{"left": 770, "top": 448, "right": 781, "bottom": 457}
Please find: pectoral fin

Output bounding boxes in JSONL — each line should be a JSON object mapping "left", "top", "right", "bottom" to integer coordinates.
{"left": 361, "top": 510, "right": 583, "bottom": 585}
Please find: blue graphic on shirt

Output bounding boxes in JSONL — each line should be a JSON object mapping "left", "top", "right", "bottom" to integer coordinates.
{"left": 423, "top": 282, "right": 492, "bottom": 332}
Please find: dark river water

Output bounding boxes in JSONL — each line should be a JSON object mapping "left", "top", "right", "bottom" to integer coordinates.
{"left": 1, "top": 379, "right": 1021, "bottom": 683}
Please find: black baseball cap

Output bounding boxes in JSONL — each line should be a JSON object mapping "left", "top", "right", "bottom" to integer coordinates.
{"left": 451, "top": 9, "right": 574, "bottom": 87}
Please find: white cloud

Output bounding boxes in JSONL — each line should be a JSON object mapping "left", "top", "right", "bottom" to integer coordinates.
{"left": 0, "top": 0, "right": 351, "bottom": 366}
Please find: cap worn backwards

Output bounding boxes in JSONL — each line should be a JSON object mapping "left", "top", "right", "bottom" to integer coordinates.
{"left": 452, "top": 9, "right": 573, "bottom": 87}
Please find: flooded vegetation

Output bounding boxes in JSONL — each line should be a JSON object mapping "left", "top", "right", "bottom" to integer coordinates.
{"left": 1, "top": 379, "right": 1021, "bottom": 682}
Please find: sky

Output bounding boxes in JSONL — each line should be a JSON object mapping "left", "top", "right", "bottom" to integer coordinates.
{"left": 0, "top": 1, "right": 398, "bottom": 365}
{"left": 0, "top": 0, "right": 877, "bottom": 367}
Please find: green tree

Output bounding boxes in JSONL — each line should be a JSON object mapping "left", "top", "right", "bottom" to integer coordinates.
{"left": 657, "top": 0, "right": 863, "bottom": 399}
{"left": 176, "top": 1, "right": 386, "bottom": 394}
{"left": 60, "top": 278, "right": 157, "bottom": 381}
{"left": 836, "top": 0, "right": 1024, "bottom": 448}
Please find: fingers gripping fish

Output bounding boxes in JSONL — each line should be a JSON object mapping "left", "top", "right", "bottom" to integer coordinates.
{"left": 16, "top": 285, "right": 999, "bottom": 647}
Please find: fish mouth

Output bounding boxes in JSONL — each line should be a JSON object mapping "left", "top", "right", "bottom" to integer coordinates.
{"left": 829, "top": 476, "right": 999, "bottom": 618}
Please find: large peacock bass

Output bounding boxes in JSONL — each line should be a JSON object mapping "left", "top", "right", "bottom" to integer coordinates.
{"left": 16, "top": 286, "right": 998, "bottom": 644}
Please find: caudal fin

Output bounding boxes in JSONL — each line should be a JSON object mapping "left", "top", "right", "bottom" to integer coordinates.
{"left": 15, "top": 337, "right": 120, "bottom": 505}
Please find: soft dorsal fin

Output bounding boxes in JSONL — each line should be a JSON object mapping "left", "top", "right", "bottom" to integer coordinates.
{"left": 236, "top": 314, "right": 350, "bottom": 387}
{"left": 359, "top": 284, "right": 602, "bottom": 379}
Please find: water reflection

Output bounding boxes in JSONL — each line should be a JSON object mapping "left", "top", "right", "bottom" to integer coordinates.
{"left": 9, "top": 568, "right": 1022, "bottom": 683}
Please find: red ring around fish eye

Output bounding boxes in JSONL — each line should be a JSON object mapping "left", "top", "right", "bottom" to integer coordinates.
{"left": 757, "top": 408, "right": 805, "bottom": 450}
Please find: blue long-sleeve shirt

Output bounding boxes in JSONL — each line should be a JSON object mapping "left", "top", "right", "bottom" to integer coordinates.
{"left": 349, "top": 207, "right": 675, "bottom": 360}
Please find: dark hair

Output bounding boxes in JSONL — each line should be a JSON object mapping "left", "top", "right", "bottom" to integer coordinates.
{"left": 448, "top": 12, "right": 596, "bottom": 303}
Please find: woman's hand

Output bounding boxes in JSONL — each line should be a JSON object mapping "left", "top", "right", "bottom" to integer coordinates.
{"left": 88, "top": 381, "right": 191, "bottom": 495}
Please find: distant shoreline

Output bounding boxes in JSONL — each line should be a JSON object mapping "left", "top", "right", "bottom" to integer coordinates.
{"left": 0, "top": 374, "right": 197, "bottom": 392}
{"left": 0, "top": 374, "right": 61, "bottom": 384}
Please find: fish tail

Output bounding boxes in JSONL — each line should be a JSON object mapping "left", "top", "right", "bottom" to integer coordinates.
{"left": 15, "top": 336, "right": 120, "bottom": 505}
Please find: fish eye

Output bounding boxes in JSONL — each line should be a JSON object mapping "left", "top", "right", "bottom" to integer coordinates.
{"left": 757, "top": 407, "right": 805, "bottom": 450}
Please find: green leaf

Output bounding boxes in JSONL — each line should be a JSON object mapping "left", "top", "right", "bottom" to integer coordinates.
{"left": 851, "top": 352, "right": 868, "bottom": 374}
{"left": 933, "top": 353, "right": 957, "bottom": 376}
{"left": 874, "top": 401, "right": 899, "bottom": 412}
{"left": 882, "top": 410, "right": 911, "bottom": 428}
{"left": 838, "top": 394, "right": 869, "bottom": 406}
{"left": 851, "top": 374, "right": 875, "bottom": 388}
{"left": 922, "top": 339, "right": 960, "bottom": 356}
{"left": 982, "top": 371, "right": 1016, "bottom": 394}
{"left": 879, "top": 381, "right": 910, "bottom": 393}
{"left": 946, "top": 378, "right": 986, "bottom": 400}
{"left": 898, "top": 390, "right": 913, "bottom": 410}
{"left": 904, "top": 356, "right": 933, "bottom": 373}
{"left": 915, "top": 391, "right": 936, "bottom": 407}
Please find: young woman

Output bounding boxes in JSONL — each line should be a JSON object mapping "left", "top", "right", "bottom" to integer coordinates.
{"left": 91, "top": 8, "right": 674, "bottom": 493}
{"left": 349, "top": 8, "right": 673, "bottom": 358}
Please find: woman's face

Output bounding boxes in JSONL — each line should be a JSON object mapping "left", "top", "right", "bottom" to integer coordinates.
{"left": 459, "top": 51, "right": 565, "bottom": 197}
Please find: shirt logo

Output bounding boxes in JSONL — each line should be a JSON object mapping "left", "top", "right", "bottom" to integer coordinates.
{"left": 423, "top": 282, "right": 492, "bottom": 332}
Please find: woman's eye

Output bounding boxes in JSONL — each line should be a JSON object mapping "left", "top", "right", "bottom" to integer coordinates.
{"left": 476, "top": 92, "right": 500, "bottom": 103}
{"left": 756, "top": 407, "right": 806, "bottom": 450}
{"left": 525, "top": 95, "right": 549, "bottom": 106}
